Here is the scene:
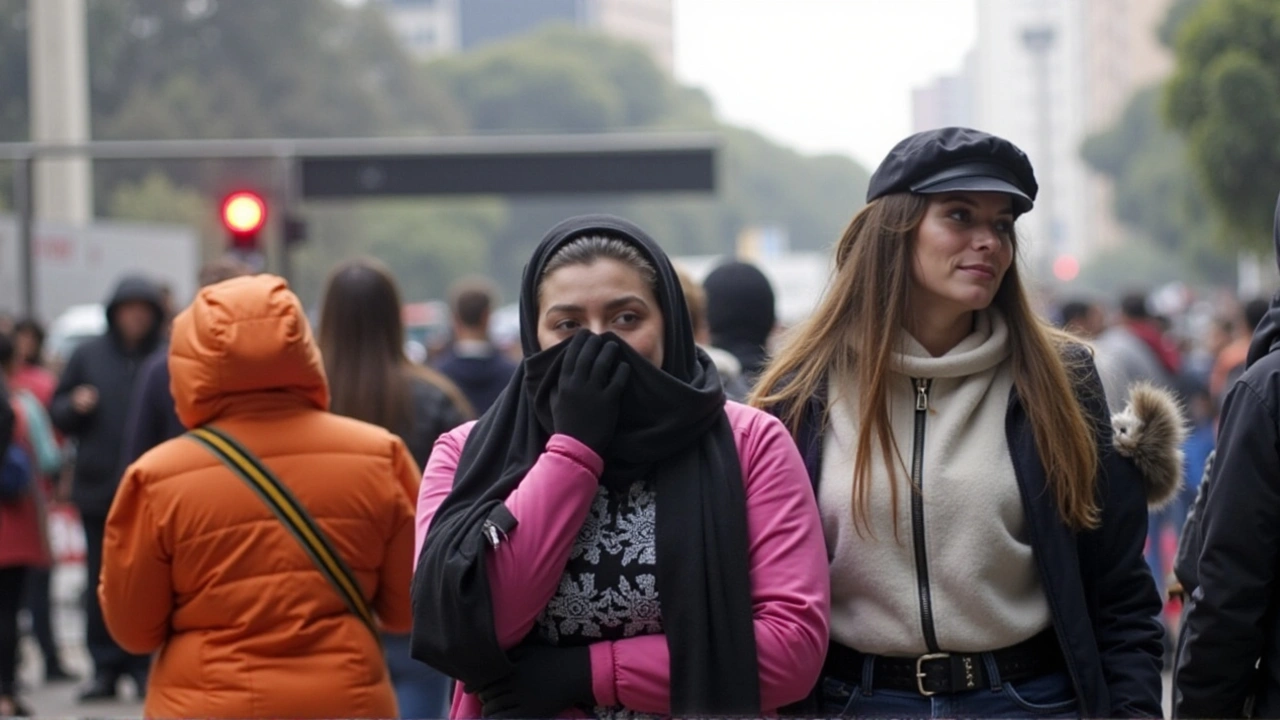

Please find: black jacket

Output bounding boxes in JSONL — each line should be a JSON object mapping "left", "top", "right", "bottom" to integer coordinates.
{"left": 400, "top": 374, "right": 470, "bottom": 469}
{"left": 50, "top": 277, "right": 164, "bottom": 517}
{"left": 786, "top": 348, "right": 1165, "bottom": 718}
{"left": 434, "top": 346, "right": 517, "bottom": 417}
{"left": 1175, "top": 196, "right": 1280, "bottom": 719}
{"left": 119, "top": 345, "right": 185, "bottom": 469}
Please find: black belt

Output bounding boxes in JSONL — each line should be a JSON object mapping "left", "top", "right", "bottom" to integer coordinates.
{"left": 824, "top": 629, "right": 1066, "bottom": 697}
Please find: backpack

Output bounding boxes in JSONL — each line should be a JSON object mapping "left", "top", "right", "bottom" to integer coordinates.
{"left": 13, "top": 390, "right": 62, "bottom": 476}
{"left": 0, "top": 444, "right": 33, "bottom": 501}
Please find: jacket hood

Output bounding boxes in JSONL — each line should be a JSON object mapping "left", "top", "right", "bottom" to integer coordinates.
{"left": 1247, "top": 192, "right": 1280, "bottom": 367}
{"left": 106, "top": 275, "right": 165, "bottom": 349}
{"left": 1111, "top": 382, "right": 1188, "bottom": 508}
{"left": 169, "top": 274, "right": 329, "bottom": 429}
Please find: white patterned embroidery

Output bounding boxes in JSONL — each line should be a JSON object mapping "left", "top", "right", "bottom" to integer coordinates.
{"left": 536, "top": 481, "right": 662, "bottom": 645}
{"left": 538, "top": 574, "right": 603, "bottom": 643}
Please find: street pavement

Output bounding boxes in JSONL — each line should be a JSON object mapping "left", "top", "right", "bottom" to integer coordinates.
{"left": 16, "top": 564, "right": 143, "bottom": 718}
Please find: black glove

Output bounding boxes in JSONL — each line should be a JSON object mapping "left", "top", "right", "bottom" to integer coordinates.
{"left": 550, "top": 331, "right": 630, "bottom": 456}
{"left": 478, "top": 645, "right": 594, "bottom": 719}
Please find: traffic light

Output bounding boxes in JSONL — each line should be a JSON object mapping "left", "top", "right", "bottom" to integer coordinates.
{"left": 221, "top": 191, "right": 267, "bottom": 251}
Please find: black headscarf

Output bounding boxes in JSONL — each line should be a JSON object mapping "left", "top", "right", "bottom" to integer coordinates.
{"left": 411, "top": 214, "right": 761, "bottom": 715}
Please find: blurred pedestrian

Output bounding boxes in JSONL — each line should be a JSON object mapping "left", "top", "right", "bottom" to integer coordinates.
{"left": 8, "top": 318, "right": 73, "bottom": 683}
{"left": 1175, "top": 194, "right": 1280, "bottom": 718}
{"left": 49, "top": 276, "right": 164, "bottom": 702}
{"left": 0, "top": 330, "right": 61, "bottom": 716}
{"left": 702, "top": 260, "right": 777, "bottom": 386}
{"left": 120, "top": 258, "right": 253, "bottom": 469}
{"left": 318, "top": 257, "right": 471, "bottom": 719}
{"left": 434, "top": 276, "right": 519, "bottom": 417}
{"left": 674, "top": 264, "right": 749, "bottom": 401}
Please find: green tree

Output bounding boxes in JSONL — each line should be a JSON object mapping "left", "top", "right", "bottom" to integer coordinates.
{"left": 3, "top": 2, "right": 872, "bottom": 305}
{"left": 1165, "top": 0, "right": 1280, "bottom": 249}
{"left": 429, "top": 27, "right": 869, "bottom": 289}
{"left": 289, "top": 199, "right": 508, "bottom": 308}
{"left": 1080, "top": 0, "right": 1235, "bottom": 286}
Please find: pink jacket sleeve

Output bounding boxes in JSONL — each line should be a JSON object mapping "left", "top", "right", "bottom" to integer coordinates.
{"left": 587, "top": 405, "right": 830, "bottom": 714}
{"left": 416, "top": 423, "right": 604, "bottom": 646}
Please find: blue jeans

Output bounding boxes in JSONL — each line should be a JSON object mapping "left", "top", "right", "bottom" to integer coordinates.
{"left": 821, "top": 654, "right": 1079, "bottom": 718}
{"left": 383, "top": 633, "right": 451, "bottom": 719}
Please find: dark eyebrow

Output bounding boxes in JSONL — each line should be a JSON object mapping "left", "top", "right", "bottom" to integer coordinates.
{"left": 544, "top": 295, "right": 649, "bottom": 316}
{"left": 544, "top": 303, "right": 583, "bottom": 315}
{"left": 605, "top": 295, "right": 649, "bottom": 311}
{"left": 938, "top": 194, "right": 1015, "bottom": 217}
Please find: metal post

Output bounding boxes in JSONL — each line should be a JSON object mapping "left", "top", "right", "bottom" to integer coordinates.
{"left": 15, "top": 157, "right": 35, "bottom": 318}
{"left": 1022, "top": 25, "right": 1056, "bottom": 280}
{"left": 276, "top": 153, "right": 298, "bottom": 283}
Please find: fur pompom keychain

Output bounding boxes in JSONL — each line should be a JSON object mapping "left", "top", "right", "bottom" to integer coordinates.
{"left": 1111, "top": 382, "right": 1188, "bottom": 509}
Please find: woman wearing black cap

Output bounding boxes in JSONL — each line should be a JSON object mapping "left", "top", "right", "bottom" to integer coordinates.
{"left": 410, "top": 215, "right": 830, "bottom": 718}
{"left": 752, "top": 127, "right": 1174, "bottom": 718}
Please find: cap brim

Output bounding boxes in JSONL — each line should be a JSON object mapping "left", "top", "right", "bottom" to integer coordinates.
{"left": 911, "top": 176, "right": 1034, "bottom": 215}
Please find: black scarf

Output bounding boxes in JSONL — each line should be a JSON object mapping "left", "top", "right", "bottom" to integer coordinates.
{"left": 411, "top": 214, "right": 761, "bottom": 715}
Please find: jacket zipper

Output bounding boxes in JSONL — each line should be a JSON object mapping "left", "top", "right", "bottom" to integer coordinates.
{"left": 910, "top": 377, "right": 941, "bottom": 653}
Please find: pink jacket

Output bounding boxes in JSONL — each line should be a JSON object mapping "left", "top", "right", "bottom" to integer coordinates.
{"left": 415, "top": 401, "right": 830, "bottom": 718}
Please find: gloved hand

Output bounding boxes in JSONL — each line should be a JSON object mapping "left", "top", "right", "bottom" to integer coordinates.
{"left": 478, "top": 645, "right": 595, "bottom": 719}
{"left": 550, "top": 331, "right": 630, "bottom": 456}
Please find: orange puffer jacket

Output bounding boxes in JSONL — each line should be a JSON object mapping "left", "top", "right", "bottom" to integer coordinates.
{"left": 99, "top": 275, "right": 420, "bottom": 719}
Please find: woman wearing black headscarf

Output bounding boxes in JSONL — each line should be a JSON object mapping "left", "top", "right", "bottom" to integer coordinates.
{"left": 410, "top": 215, "right": 829, "bottom": 718}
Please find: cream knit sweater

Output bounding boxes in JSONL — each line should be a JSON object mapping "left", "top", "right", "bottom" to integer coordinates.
{"left": 820, "top": 310, "right": 1051, "bottom": 656}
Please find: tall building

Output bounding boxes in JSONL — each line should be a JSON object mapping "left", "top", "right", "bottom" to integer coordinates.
{"left": 382, "top": 0, "right": 674, "bottom": 72}
{"left": 911, "top": 51, "right": 976, "bottom": 132}
{"left": 971, "top": 0, "right": 1172, "bottom": 276}
{"left": 973, "top": 0, "right": 1088, "bottom": 278}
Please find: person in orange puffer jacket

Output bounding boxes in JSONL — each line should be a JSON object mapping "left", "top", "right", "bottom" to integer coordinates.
{"left": 99, "top": 274, "right": 419, "bottom": 719}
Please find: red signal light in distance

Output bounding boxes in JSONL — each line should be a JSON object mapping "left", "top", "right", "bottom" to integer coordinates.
{"left": 221, "top": 192, "right": 267, "bottom": 236}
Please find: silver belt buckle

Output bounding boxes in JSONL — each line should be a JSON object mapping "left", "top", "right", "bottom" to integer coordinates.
{"left": 915, "top": 653, "right": 951, "bottom": 697}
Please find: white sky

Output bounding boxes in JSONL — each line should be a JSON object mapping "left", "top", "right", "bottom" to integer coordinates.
{"left": 673, "top": 0, "right": 978, "bottom": 171}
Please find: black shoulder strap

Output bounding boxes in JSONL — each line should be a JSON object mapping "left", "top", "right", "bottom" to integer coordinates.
{"left": 186, "top": 426, "right": 380, "bottom": 642}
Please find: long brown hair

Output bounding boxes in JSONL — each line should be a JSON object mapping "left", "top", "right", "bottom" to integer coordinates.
{"left": 318, "top": 257, "right": 472, "bottom": 433}
{"left": 750, "top": 193, "right": 1100, "bottom": 533}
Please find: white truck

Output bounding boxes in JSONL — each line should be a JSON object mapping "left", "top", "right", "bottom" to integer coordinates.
{"left": 0, "top": 215, "right": 199, "bottom": 359}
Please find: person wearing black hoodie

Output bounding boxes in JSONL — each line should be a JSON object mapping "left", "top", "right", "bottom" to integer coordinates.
{"left": 119, "top": 258, "right": 253, "bottom": 468}
{"left": 702, "top": 261, "right": 777, "bottom": 385}
{"left": 1176, "top": 192, "right": 1280, "bottom": 718}
{"left": 50, "top": 275, "right": 164, "bottom": 703}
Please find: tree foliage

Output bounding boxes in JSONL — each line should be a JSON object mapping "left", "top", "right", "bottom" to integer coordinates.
{"left": 1165, "top": 0, "right": 1280, "bottom": 249}
{"left": 2, "top": 1, "right": 870, "bottom": 307}
{"left": 1080, "top": 0, "right": 1235, "bottom": 287}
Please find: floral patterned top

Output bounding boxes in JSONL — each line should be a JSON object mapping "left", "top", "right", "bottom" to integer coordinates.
{"left": 536, "top": 480, "right": 662, "bottom": 645}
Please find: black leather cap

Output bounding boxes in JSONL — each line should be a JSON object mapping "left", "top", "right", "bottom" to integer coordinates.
{"left": 866, "top": 127, "right": 1038, "bottom": 216}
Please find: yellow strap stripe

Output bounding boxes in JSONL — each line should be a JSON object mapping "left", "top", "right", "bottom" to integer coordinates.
{"left": 188, "top": 427, "right": 377, "bottom": 634}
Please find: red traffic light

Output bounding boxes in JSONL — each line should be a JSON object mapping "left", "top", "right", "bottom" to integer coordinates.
{"left": 221, "top": 192, "right": 267, "bottom": 236}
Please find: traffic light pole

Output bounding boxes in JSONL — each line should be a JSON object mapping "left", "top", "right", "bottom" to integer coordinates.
{"left": 275, "top": 153, "right": 299, "bottom": 282}
{"left": 0, "top": 133, "right": 717, "bottom": 319}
